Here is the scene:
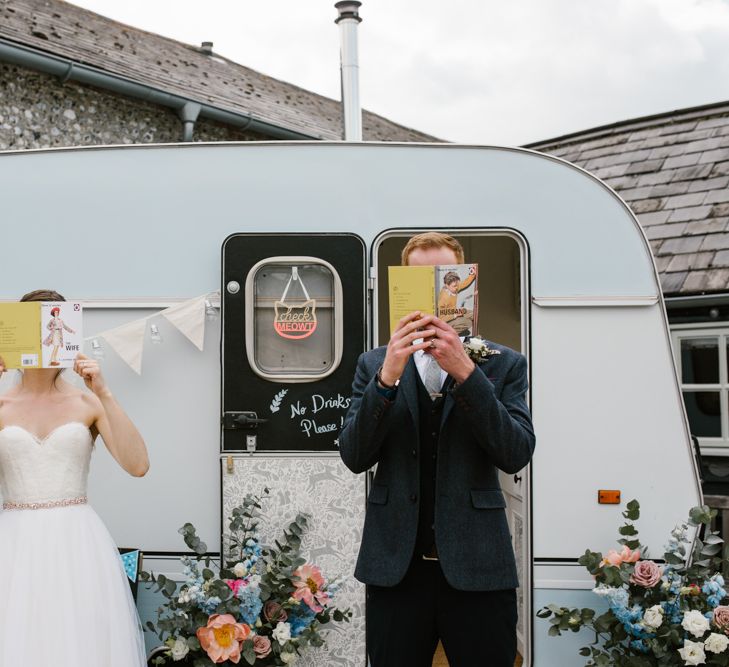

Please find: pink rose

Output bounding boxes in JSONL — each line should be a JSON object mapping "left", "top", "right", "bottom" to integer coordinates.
{"left": 714, "top": 606, "right": 729, "bottom": 632}
{"left": 253, "top": 635, "right": 272, "bottom": 659}
{"left": 263, "top": 601, "right": 287, "bottom": 623}
{"left": 630, "top": 560, "right": 662, "bottom": 588}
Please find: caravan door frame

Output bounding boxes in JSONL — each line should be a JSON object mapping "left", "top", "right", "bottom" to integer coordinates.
{"left": 370, "top": 227, "right": 534, "bottom": 664}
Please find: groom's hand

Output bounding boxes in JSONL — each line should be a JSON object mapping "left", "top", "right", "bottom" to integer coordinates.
{"left": 428, "top": 317, "right": 475, "bottom": 384}
{"left": 0, "top": 355, "right": 5, "bottom": 378}
{"left": 380, "top": 312, "right": 436, "bottom": 386}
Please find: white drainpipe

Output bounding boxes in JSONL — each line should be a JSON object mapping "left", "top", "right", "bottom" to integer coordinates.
{"left": 335, "top": 1, "right": 363, "bottom": 141}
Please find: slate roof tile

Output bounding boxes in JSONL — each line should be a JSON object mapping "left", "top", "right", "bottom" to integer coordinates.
{"left": 666, "top": 252, "right": 714, "bottom": 272}
{"left": 667, "top": 205, "right": 713, "bottom": 222}
{"left": 637, "top": 210, "right": 672, "bottom": 226}
{"left": 644, "top": 223, "right": 687, "bottom": 240}
{"left": 685, "top": 218, "right": 729, "bottom": 235}
{"left": 711, "top": 249, "right": 729, "bottom": 268}
{"left": 701, "top": 233, "right": 729, "bottom": 251}
{"left": 661, "top": 271, "right": 688, "bottom": 292}
{"left": 683, "top": 269, "right": 729, "bottom": 292}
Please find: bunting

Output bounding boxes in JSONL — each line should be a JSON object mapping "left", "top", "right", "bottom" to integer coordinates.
{"left": 86, "top": 292, "right": 216, "bottom": 375}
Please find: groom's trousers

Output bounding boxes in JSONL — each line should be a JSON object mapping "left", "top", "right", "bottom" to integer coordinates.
{"left": 366, "top": 555, "right": 518, "bottom": 667}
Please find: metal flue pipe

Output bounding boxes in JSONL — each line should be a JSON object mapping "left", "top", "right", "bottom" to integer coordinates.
{"left": 335, "top": 1, "right": 363, "bottom": 141}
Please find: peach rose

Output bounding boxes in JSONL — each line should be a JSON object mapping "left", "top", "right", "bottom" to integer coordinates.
{"left": 602, "top": 546, "right": 641, "bottom": 567}
{"left": 630, "top": 560, "right": 663, "bottom": 588}
{"left": 196, "top": 614, "right": 251, "bottom": 664}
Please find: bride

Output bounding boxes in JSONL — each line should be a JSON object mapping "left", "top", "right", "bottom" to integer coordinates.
{"left": 0, "top": 290, "right": 149, "bottom": 666}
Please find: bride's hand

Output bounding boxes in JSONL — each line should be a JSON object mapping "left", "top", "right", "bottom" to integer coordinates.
{"left": 74, "top": 353, "right": 110, "bottom": 398}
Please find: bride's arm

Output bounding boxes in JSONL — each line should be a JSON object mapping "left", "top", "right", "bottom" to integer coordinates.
{"left": 74, "top": 354, "right": 149, "bottom": 477}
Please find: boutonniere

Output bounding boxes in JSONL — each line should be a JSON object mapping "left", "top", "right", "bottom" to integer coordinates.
{"left": 463, "top": 336, "right": 501, "bottom": 363}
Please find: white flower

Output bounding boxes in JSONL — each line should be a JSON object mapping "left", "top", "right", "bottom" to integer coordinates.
{"left": 592, "top": 584, "right": 617, "bottom": 597}
{"left": 272, "top": 621, "right": 292, "bottom": 644}
{"left": 682, "top": 610, "right": 711, "bottom": 638}
{"left": 170, "top": 637, "right": 190, "bottom": 662}
{"left": 281, "top": 652, "right": 297, "bottom": 665}
{"left": 678, "top": 639, "right": 707, "bottom": 665}
{"left": 705, "top": 633, "right": 729, "bottom": 654}
{"left": 643, "top": 604, "right": 664, "bottom": 630}
{"left": 233, "top": 562, "right": 247, "bottom": 578}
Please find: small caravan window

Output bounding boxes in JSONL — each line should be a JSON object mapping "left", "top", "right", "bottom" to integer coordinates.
{"left": 673, "top": 330, "right": 729, "bottom": 448}
{"left": 245, "top": 257, "right": 343, "bottom": 382}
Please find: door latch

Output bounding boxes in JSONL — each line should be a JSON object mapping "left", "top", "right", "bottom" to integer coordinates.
{"left": 222, "top": 411, "right": 268, "bottom": 430}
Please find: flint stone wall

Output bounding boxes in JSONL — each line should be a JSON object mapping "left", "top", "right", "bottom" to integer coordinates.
{"left": 0, "top": 62, "right": 266, "bottom": 151}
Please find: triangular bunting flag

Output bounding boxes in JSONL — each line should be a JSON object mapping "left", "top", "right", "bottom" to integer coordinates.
{"left": 120, "top": 550, "right": 140, "bottom": 582}
{"left": 101, "top": 318, "right": 146, "bottom": 375}
{"left": 161, "top": 296, "right": 206, "bottom": 351}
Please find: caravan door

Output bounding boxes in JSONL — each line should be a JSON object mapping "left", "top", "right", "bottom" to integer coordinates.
{"left": 221, "top": 232, "right": 368, "bottom": 666}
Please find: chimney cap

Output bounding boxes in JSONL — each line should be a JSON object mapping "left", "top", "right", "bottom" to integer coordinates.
{"left": 334, "top": 1, "right": 362, "bottom": 24}
{"left": 200, "top": 41, "right": 214, "bottom": 55}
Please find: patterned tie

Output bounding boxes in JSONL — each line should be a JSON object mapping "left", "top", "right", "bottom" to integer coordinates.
{"left": 423, "top": 354, "right": 443, "bottom": 398}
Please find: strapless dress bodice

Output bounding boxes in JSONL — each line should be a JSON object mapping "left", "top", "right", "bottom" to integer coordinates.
{"left": 0, "top": 422, "right": 92, "bottom": 506}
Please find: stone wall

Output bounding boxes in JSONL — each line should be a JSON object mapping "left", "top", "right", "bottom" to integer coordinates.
{"left": 0, "top": 63, "right": 266, "bottom": 150}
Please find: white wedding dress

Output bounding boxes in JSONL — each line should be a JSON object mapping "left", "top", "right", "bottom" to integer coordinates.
{"left": 0, "top": 421, "right": 147, "bottom": 666}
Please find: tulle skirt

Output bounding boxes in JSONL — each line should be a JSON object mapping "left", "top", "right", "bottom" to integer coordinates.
{"left": 0, "top": 503, "right": 147, "bottom": 667}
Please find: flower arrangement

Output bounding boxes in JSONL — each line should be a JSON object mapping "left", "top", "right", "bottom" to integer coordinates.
{"left": 463, "top": 336, "right": 501, "bottom": 364}
{"left": 141, "top": 489, "right": 351, "bottom": 666}
{"left": 537, "top": 499, "right": 729, "bottom": 666}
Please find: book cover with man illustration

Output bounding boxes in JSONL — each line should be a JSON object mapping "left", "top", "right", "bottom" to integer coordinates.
{"left": 388, "top": 263, "right": 478, "bottom": 336}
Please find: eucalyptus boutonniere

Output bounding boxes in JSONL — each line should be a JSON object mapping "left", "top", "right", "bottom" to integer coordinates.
{"left": 463, "top": 336, "right": 501, "bottom": 364}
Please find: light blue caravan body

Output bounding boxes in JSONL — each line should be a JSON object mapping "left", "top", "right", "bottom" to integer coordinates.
{"left": 0, "top": 142, "right": 702, "bottom": 666}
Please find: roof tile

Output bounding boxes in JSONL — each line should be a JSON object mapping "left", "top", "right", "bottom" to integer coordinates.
{"left": 663, "top": 192, "right": 707, "bottom": 209}
{"left": 711, "top": 249, "right": 729, "bottom": 268}
{"left": 637, "top": 210, "right": 672, "bottom": 226}
{"left": 667, "top": 205, "right": 713, "bottom": 222}
{"left": 701, "top": 233, "right": 729, "bottom": 251}
{"left": 682, "top": 269, "right": 729, "bottom": 292}
{"left": 700, "top": 148, "right": 729, "bottom": 164}
{"left": 666, "top": 251, "right": 714, "bottom": 272}
{"left": 685, "top": 218, "right": 729, "bottom": 235}
{"left": 659, "top": 236, "right": 704, "bottom": 254}
{"left": 625, "top": 159, "right": 665, "bottom": 175}
{"left": 704, "top": 189, "right": 729, "bottom": 204}
{"left": 644, "top": 222, "right": 687, "bottom": 240}
{"left": 660, "top": 271, "right": 688, "bottom": 292}
{"left": 664, "top": 154, "right": 701, "bottom": 169}
{"left": 687, "top": 176, "right": 729, "bottom": 192}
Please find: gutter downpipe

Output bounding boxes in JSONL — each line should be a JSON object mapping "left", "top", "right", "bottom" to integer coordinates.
{"left": 0, "top": 38, "right": 319, "bottom": 141}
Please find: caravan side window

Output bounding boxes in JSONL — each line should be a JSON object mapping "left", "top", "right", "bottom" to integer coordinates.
{"left": 245, "top": 257, "right": 343, "bottom": 382}
{"left": 674, "top": 330, "right": 726, "bottom": 444}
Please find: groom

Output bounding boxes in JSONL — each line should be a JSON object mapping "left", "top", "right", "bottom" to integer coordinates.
{"left": 339, "top": 232, "right": 536, "bottom": 667}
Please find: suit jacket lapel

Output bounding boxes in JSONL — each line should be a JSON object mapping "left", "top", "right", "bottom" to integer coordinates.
{"left": 400, "top": 356, "right": 420, "bottom": 441}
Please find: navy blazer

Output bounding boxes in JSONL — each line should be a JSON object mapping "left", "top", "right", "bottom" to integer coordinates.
{"left": 339, "top": 341, "right": 535, "bottom": 591}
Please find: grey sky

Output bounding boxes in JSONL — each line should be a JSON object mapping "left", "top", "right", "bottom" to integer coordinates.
{"left": 71, "top": 0, "right": 729, "bottom": 145}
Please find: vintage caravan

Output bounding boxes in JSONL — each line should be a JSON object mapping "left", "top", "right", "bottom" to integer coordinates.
{"left": 0, "top": 142, "right": 702, "bottom": 666}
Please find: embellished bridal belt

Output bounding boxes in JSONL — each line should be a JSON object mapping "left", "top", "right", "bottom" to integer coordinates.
{"left": 3, "top": 496, "right": 88, "bottom": 510}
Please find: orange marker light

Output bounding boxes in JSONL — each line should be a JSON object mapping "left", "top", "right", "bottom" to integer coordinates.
{"left": 598, "top": 490, "right": 621, "bottom": 504}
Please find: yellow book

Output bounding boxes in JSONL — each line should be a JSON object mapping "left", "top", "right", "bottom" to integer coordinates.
{"left": 0, "top": 303, "right": 42, "bottom": 369}
{"left": 0, "top": 302, "right": 84, "bottom": 369}
{"left": 388, "top": 265, "right": 436, "bottom": 334}
{"left": 388, "top": 263, "right": 478, "bottom": 336}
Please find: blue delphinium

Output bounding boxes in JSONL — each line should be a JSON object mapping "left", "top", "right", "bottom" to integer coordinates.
{"left": 289, "top": 604, "right": 317, "bottom": 637}
{"left": 238, "top": 583, "right": 264, "bottom": 625}
{"left": 703, "top": 574, "right": 727, "bottom": 608}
